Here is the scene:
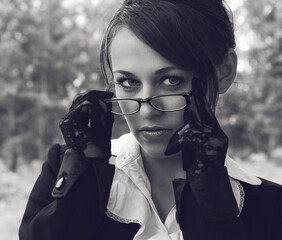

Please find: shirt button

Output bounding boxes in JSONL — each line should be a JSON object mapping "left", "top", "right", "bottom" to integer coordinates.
{"left": 55, "top": 177, "right": 65, "bottom": 189}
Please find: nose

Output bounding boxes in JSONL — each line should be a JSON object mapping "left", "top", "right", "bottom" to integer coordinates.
{"left": 139, "top": 102, "right": 159, "bottom": 118}
{"left": 138, "top": 89, "right": 162, "bottom": 118}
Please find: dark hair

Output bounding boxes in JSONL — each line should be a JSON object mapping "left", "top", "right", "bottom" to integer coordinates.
{"left": 100, "top": 0, "right": 236, "bottom": 110}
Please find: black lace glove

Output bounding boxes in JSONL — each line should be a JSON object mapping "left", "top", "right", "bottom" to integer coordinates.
{"left": 165, "top": 78, "right": 239, "bottom": 224}
{"left": 59, "top": 90, "right": 114, "bottom": 161}
{"left": 165, "top": 78, "right": 228, "bottom": 177}
{"left": 56, "top": 90, "right": 114, "bottom": 214}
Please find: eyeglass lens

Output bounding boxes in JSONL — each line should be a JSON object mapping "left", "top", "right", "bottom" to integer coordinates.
{"left": 111, "top": 95, "right": 187, "bottom": 115}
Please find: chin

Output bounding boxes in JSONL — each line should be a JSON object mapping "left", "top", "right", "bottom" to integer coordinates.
{"left": 131, "top": 131, "right": 167, "bottom": 157}
{"left": 140, "top": 142, "right": 183, "bottom": 162}
{"left": 140, "top": 143, "right": 167, "bottom": 158}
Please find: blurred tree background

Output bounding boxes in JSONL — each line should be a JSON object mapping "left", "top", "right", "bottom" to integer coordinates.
{"left": 0, "top": 0, "right": 281, "bottom": 239}
{"left": 0, "top": 0, "right": 282, "bottom": 168}
{"left": 218, "top": 0, "right": 282, "bottom": 162}
{"left": 0, "top": 0, "right": 282, "bottom": 172}
{"left": 0, "top": 0, "right": 125, "bottom": 172}
{"left": 0, "top": 0, "right": 281, "bottom": 171}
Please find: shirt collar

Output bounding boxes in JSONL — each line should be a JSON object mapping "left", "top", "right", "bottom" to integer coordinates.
{"left": 108, "top": 133, "right": 261, "bottom": 239}
{"left": 111, "top": 132, "right": 262, "bottom": 185}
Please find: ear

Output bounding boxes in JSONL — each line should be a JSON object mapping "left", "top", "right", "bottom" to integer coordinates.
{"left": 217, "top": 49, "right": 237, "bottom": 94}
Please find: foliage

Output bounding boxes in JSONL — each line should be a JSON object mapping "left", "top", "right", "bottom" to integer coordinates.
{"left": 0, "top": 0, "right": 122, "bottom": 170}
{"left": 0, "top": 93, "right": 66, "bottom": 171}
{"left": 0, "top": 0, "right": 281, "bottom": 171}
{"left": 0, "top": 0, "right": 120, "bottom": 97}
{"left": 218, "top": 0, "right": 282, "bottom": 161}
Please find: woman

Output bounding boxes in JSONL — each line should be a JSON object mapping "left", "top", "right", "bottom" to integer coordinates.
{"left": 19, "top": 0, "right": 282, "bottom": 239}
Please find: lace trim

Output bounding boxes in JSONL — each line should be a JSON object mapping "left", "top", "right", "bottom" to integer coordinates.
{"left": 106, "top": 209, "right": 142, "bottom": 225}
{"left": 237, "top": 181, "right": 245, "bottom": 216}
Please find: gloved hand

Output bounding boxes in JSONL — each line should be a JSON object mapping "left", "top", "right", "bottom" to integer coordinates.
{"left": 56, "top": 90, "right": 115, "bottom": 214}
{"left": 165, "top": 78, "right": 228, "bottom": 178}
{"left": 59, "top": 90, "right": 114, "bottom": 161}
{"left": 165, "top": 78, "right": 239, "bottom": 224}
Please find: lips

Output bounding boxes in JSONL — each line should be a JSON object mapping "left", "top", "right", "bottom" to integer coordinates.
{"left": 139, "top": 126, "right": 171, "bottom": 132}
{"left": 138, "top": 126, "right": 172, "bottom": 139}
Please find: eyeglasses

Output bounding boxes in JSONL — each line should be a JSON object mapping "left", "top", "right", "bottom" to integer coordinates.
{"left": 105, "top": 91, "right": 192, "bottom": 116}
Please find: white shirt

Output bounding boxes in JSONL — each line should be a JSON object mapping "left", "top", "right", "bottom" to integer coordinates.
{"left": 106, "top": 133, "right": 262, "bottom": 240}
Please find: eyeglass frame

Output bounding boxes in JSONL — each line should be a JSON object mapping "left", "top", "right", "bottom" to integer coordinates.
{"left": 105, "top": 90, "right": 193, "bottom": 116}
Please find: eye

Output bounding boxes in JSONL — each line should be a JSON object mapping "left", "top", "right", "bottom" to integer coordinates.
{"left": 161, "top": 76, "right": 183, "bottom": 86}
{"left": 115, "top": 78, "right": 140, "bottom": 88}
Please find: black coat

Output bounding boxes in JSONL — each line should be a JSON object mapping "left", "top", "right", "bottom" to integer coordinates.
{"left": 19, "top": 144, "right": 282, "bottom": 240}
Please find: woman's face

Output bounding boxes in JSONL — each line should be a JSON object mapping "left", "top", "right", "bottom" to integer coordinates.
{"left": 110, "top": 27, "right": 195, "bottom": 159}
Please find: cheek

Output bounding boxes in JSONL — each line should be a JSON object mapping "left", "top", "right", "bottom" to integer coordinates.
{"left": 114, "top": 85, "right": 135, "bottom": 98}
{"left": 124, "top": 110, "right": 185, "bottom": 133}
{"left": 123, "top": 115, "right": 137, "bottom": 132}
{"left": 170, "top": 110, "right": 185, "bottom": 129}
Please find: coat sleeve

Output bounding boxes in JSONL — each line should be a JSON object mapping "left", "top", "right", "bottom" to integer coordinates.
{"left": 271, "top": 182, "right": 282, "bottom": 239}
{"left": 19, "top": 144, "right": 115, "bottom": 240}
{"left": 173, "top": 167, "right": 249, "bottom": 240}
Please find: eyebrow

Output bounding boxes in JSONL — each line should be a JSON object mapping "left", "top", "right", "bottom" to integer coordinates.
{"left": 112, "top": 70, "right": 136, "bottom": 77}
{"left": 155, "top": 67, "right": 183, "bottom": 75}
{"left": 113, "top": 67, "right": 183, "bottom": 76}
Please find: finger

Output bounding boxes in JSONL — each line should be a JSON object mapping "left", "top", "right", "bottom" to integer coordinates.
{"left": 71, "top": 104, "right": 98, "bottom": 133}
{"left": 165, "top": 130, "right": 184, "bottom": 155}
{"left": 76, "top": 98, "right": 113, "bottom": 136}
{"left": 165, "top": 121, "right": 205, "bottom": 155}
{"left": 87, "top": 90, "right": 114, "bottom": 102}
{"left": 71, "top": 90, "right": 113, "bottom": 111}
{"left": 87, "top": 92, "right": 113, "bottom": 117}
{"left": 183, "top": 107, "right": 197, "bottom": 123}
{"left": 192, "top": 78, "right": 220, "bottom": 129}
{"left": 192, "top": 78, "right": 213, "bottom": 122}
